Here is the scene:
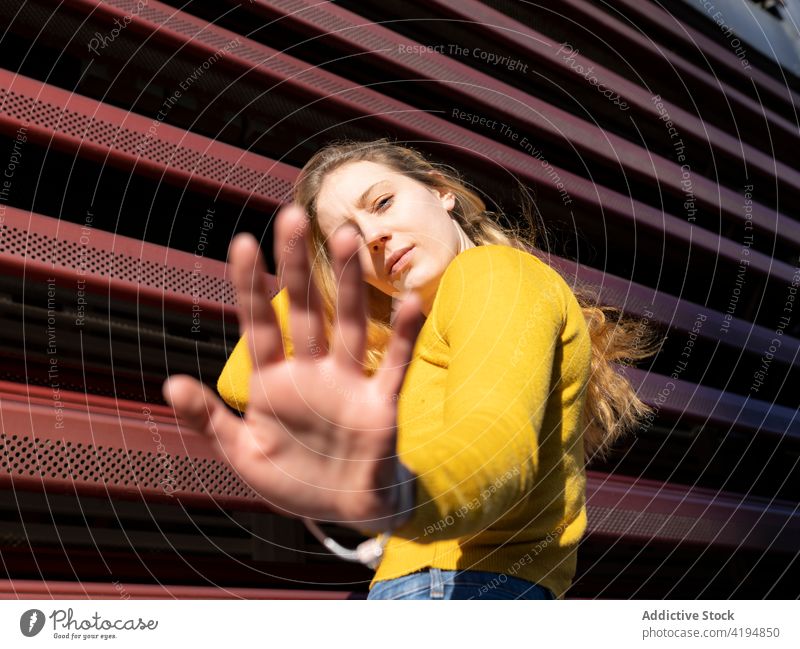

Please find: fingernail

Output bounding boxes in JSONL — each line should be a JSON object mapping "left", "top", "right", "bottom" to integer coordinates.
{"left": 232, "top": 232, "right": 256, "bottom": 250}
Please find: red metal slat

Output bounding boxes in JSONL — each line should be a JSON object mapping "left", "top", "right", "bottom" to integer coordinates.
{"left": 585, "top": 470, "right": 800, "bottom": 553}
{"left": 0, "top": 578, "right": 358, "bottom": 599}
{"left": 0, "top": 70, "right": 296, "bottom": 211}
{"left": 0, "top": 207, "right": 278, "bottom": 321}
{"left": 547, "top": 255, "right": 800, "bottom": 368}
{"left": 0, "top": 383, "right": 275, "bottom": 512}
{"left": 0, "top": 379, "right": 176, "bottom": 420}
{"left": 625, "top": 367, "right": 800, "bottom": 440}
{"left": 0, "top": 206, "right": 281, "bottom": 321}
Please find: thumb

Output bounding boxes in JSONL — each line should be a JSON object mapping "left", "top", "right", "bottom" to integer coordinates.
{"left": 374, "top": 292, "right": 426, "bottom": 397}
{"left": 163, "top": 375, "right": 243, "bottom": 451}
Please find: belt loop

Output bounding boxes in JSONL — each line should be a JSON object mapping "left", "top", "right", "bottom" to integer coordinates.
{"left": 430, "top": 568, "right": 444, "bottom": 599}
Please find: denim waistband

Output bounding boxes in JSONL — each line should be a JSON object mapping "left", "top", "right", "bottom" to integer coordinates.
{"left": 367, "top": 568, "right": 557, "bottom": 600}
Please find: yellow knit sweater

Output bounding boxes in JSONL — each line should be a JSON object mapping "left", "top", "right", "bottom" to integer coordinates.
{"left": 216, "top": 244, "right": 592, "bottom": 599}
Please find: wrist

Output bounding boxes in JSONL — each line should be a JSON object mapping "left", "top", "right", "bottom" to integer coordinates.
{"left": 350, "top": 459, "right": 415, "bottom": 537}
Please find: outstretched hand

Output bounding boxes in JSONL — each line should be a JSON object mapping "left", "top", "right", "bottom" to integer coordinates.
{"left": 162, "top": 204, "right": 424, "bottom": 534}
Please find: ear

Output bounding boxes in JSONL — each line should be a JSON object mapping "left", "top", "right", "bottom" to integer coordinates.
{"left": 425, "top": 170, "right": 456, "bottom": 212}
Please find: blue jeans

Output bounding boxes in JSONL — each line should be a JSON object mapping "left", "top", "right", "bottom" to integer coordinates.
{"left": 367, "top": 568, "right": 557, "bottom": 600}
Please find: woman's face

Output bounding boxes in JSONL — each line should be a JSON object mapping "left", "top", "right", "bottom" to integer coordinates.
{"left": 314, "top": 160, "right": 470, "bottom": 314}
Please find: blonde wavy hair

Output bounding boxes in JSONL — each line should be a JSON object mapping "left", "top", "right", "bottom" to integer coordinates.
{"left": 292, "top": 138, "right": 663, "bottom": 465}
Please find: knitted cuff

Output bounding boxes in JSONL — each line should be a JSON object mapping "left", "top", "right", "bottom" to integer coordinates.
{"left": 386, "top": 459, "right": 416, "bottom": 532}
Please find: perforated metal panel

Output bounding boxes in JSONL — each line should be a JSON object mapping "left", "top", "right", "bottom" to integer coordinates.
{"left": 586, "top": 504, "right": 719, "bottom": 543}
{"left": 0, "top": 433, "right": 256, "bottom": 500}
{"left": 0, "top": 82, "right": 296, "bottom": 208}
{"left": 584, "top": 472, "right": 800, "bottom": 553}
{"left": 0, "top": 222, "right": 237, "bottom": 305}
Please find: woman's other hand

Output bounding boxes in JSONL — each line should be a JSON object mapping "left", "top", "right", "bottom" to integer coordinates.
{"left": 162, "top": 203, "right": 424, "bottom": 534}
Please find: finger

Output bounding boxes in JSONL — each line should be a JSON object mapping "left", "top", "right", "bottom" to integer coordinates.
{"left": 163, "top": 375, "right": 245, "bottom": 457}
{"left": 230, "top": 233, "right": 284, "bottom": 367}
{"left": 374, "top": 291, "right": 425, "bottom": 396}
{"left": 276, "top": 203, "right": 326, "bottom": 359}
{"left": 330, "top": 224, "right": 367, "bottom": 372}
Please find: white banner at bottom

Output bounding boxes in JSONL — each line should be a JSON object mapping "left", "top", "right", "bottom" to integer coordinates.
{"left": 0, "top": 599, "right": 797, "bottom": 648}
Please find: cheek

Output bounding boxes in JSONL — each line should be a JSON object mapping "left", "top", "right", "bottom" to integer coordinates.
{"left": 419, "top": 216, "right": 455, "bottom": 251}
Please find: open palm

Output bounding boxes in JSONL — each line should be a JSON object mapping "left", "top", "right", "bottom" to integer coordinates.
{"left": 163, "top": 204, "right": 424, "bottom": 534}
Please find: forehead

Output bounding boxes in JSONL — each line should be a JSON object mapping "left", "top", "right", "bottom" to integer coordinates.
{"left": 315, "top": 160, "right": 408, "bottom": 228}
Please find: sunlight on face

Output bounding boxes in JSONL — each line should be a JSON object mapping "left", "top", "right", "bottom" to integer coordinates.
{"left": 315, "top": 160, "right": 471, "bottom": 315}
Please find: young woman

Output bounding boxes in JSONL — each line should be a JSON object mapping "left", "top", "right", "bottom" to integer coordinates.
{"left": 163, "top": 139, "right": 659, "bottom": 600}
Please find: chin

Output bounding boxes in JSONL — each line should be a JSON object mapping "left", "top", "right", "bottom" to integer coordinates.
{"left": 386, "top": 280, "right": 407, "bottom": 296}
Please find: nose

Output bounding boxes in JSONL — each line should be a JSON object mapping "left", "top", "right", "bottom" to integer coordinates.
{"left": 369, "top": 234, "right": 390, "bottom": 252}
{"left": 357, "top": 218, "right": 390, "bottom": 251}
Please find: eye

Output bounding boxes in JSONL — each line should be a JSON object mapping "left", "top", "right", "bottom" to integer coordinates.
{"left": 375, "top": 195, "right": 393, "bottom": 212}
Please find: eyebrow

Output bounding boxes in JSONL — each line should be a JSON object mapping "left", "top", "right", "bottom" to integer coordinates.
{"left": 332, "top": 180, "right": 391, "bottom": 233}
{"left": 355, "top": 179, "right": 390, "bottom": 209}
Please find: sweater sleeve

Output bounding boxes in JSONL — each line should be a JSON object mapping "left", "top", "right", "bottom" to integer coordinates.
{"left": 391, "top": 245, "right": 567, "bottom": 541}
{"left": 216, "top": 287, "right": 293, "bottom": 413}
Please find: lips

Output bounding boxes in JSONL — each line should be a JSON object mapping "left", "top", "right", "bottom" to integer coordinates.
{"left": 387, "top": 246, "right": 414, "bottom": 277}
